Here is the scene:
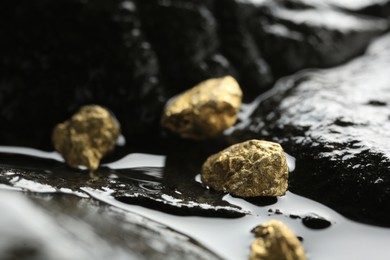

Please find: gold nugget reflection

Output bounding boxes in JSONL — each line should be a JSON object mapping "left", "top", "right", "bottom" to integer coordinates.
{"left": 251, "top": 220, "right": 306, "bottom": 260}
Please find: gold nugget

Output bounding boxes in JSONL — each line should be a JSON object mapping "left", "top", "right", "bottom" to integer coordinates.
{"left": 250, "top": 220, "right": 306, "bottom": 260}
{"left": 201, "top": 140, "right": 288, "bottom": 197}
{"left": 161, "top": 76, "right": 243, "bottom": 140}
{"left": 52, "top": 105, "right": 120, "bottom": 171}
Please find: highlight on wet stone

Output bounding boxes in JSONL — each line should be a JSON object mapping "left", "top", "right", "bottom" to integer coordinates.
{"left": 52, "top": 105, "right": 120, "bottom": 171}
{"left": 250, "top": 220, "right": 306, "bottom": 260}
{"left": 161, "top": 76, "right": 243, "bottom": 140}
{"left": 201, "top": 140, "right": 288, "bottom": 197}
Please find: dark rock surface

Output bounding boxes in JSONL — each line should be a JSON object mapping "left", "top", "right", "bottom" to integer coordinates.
{"left": 136, "top": 0, "right": 233, "bottom": 95}
{"left": 214, "top": 0, "right": 388, "bottom": 94}
{"left": 214, "top": 0, "right": 274, "bottom": 94}
{"left": 302, "top": 214, "right": 332, "bottom": 230}
{"left": 0, "top": 141, "right": 247, "bottom": 218}
{"left": 233, "top": 33, "right": 390, "bottom": 227}
{"left": 115, "top": 140, "right": 247, "bottom": 217}
{"left": 2, "top": 0, "right": 390, "bottom": 257}
{"left": 1, "top": 0, "right": 388, "bottom": 148}
{"left": 0, "top": 190, "right": 222, "bottom": 260}
{"left": 0, "top": 0, "right": 165, "bottom": 149}
{"left": 243, "top": 0, "right": 388, "bottom": 77}
{"left": 326, "top": 0, "right": 390, "bottom": 17}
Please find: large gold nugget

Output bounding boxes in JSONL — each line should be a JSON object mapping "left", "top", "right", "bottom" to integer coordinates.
{"left": 250, "top": 220, "right": 306, "bottom": 260}
{"left": 201, "top": 140, "right": 288, "bottom": 197}
{"left": 161, "top": 76, "right": 243, "bottom": 140}
{"left": 52, "top": 105, "right": 120, "bottom": 171}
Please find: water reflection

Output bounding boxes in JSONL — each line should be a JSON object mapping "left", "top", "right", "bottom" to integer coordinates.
{"left": 1, "top": 146, "right": 390, "bottom": 260}
{"left": 0, "top": 147, "right": 246, "bottom": 218}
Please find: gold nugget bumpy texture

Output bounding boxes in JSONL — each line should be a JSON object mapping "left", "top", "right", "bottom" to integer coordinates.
{"left": 250, "top": 220, "right": 306, "bottom": 260}
{"left": 161, "top": 76, "right": 243, "bottom": 140}
{"left": 52, "top": 105, "right": 120, "bottom": 171}
{"left": 201, "top": 140, "right": 288, "bottom": 197}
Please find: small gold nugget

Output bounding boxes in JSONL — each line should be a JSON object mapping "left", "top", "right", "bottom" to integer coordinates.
{"left": 52, "top": 105, "right": 120, "bottom": 171}
{"left": 250, "top": 220, "right": 306, "bottom": 260}
{"left": 201, "top": 140, "right": 288, "bottom": 197}
{"left": 161, "top": 76, "right": 243, "bottom": 140}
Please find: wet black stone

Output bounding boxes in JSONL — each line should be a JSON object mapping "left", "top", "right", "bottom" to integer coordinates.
{"left": 367, "top": 100, "right": 387, "bottom": 106}
{"left": 3, "top": 244, "right": 41, "bottom": 260}
{"left": 234, "top": 33, "right": 390, "bottom": 227}
{"left": 289, "top": 214, "right": 301, "bottom": 220}
{"left": 112, "top": 165, "right": 245, "bottom": 218}
{"left": 328, "top": 0, "right": 390, "bottom": 17}
{"left": 243, "top": 196, "right": 278, "bottom": 206}
{"left": 334, "top": 118, "right": 356, "bottom": 127}
{"left": 302, "top": 214, "right": 332, "bottom": 230}
{"left": 244, "top": 0, "right": 388, "bottom": 77}
{"left": 211, "top": 0, "right": 388, "bottom": 96}
{"left": 297, "top": 236, "right": 304, "bottom": 242}
{"left": 136, "top": 0, "right": 233, "bottom": 95}
{"left": 0, "top": 191, "right": 222, "bottom": 260}
{"left": 112, "top": 138, "right": 247, "bottom": 218}
{"left": 0, "top": 142, "right": 247, "bottom": 218}
{"left": 1, "top": 0, "right": 388, "bottom": 149}
{"left": 0, "top": 0, "right": 165, "bottom": 149}
{"left": 214, "top": 0, "right": 274, "bottom": 95}
{"left": 274, "top": 209, "right": 283, "bottom": 215}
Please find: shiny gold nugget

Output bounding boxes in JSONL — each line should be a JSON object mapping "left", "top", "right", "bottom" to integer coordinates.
{"left": 250, "top": 220, "right": 306, "bottom": 260}
{"left": 161, "top": 76, "right": 243, "bottom": 140}
{"left": 201, "top": 140, "right": 288, "bottom": 197}
{"left": 52, "top": 105, "right": 120, "bottom": 171}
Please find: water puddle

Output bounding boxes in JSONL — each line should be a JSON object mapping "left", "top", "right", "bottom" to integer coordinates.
{"left": 0, "top": 147, "right": 246, "bottom": 218}
{"left": 1, "top": 146, "right": 390, "bottom": 259}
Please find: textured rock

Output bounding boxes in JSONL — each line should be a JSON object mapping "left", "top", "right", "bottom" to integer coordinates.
{"left": 201, "top": 140, "right": 288, "bottom": 197}
{"left": 234, "top": 33, "right": 390, "bottom": 226}
{"left": 0, "top": 0, "right": 164, "bottom": 149}
{"left": 243, "top": 0, "right": 388, "bottom": 77}
{"left": 161, "top": 76, "right": 242, "bottom": 140}
{"left": 214, "top": 0, "right": 274, "bottom": 94}
{"left": 52, "top": 105, "right": 120, "bottom": 170}
{"left": 325, "top": 0, "right": 390, "bottom": 17}
{"left": 250, "top": 220, "right": 306, "bottom": 260}
{"left": 1, "top": 0, "right": 388, "bottom": 149}
{"left": 136, "top": 0, "right": 233, "bottom": 95}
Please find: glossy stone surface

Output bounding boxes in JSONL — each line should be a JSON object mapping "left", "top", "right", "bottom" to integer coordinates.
{"left": 325, "top": 0, "right": 390, "bottom": 17}
{"left": 0, "top": 143, "right": 247, "bottom": 218}
{"left": 0, "top": 0, "right": 388, "bottom": 148}
{"left": 214, "top": 0, "right": 274, "bottom": 94}
{"left": 53, "top": 105, "right": 120, "bottom": 170}
{"left": 235, "top": 33, "right": 390, "bottom": 226}
{"left": 243, "top": 0, "right": 388, "bottom": 77}
{"left": 201, "top": 140, "right": 288, "bottom": 197}
{"left": 301, "top": 214, "right": 332, "bottom": 230}
{"left": 250, "top": 220, "right": 306, "bottom": 260}
{"left": 1, "top": 0, "right": 390, "bottom": 257}
{"left": 0, "top": 191, "right": 222, "bottom": 260}
{"left": 214, "top": 0, "right": 388, "bottom": 94}
{"left": 2, "top": 146, "right": 390, "bottom": 260}
{"left": 161, "top": 76, "right": 242, "bottom": 140}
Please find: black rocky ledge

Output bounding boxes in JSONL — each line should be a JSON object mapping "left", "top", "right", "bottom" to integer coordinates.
{"left": 233, "top": 33, "right": 390, "bottom": 227}
{"left": 0, "top": 0, "right": 388, "bottom": 148}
